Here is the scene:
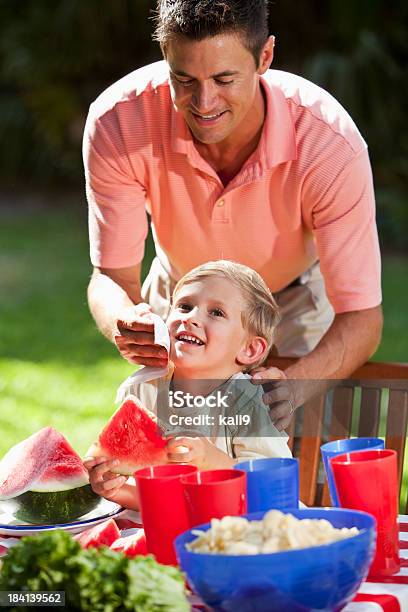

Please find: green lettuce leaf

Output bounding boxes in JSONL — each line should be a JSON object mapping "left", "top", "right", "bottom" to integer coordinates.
{"left": 0, "top": 530, "right": 189, "bottom": 612}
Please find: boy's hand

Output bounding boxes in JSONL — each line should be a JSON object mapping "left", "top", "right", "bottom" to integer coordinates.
{"left": 166, "top": 437, "right": 234, "bottom": 470}
{"left": 114, "top": 303, "right": 168, "bottom": 367}
{"left": 83, "top": 456, "right": 128, "bottom": 501}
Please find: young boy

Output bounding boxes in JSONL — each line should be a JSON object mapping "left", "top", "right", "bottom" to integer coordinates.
{"left": 85, "top": 260, "right": 291, "bottom": 507}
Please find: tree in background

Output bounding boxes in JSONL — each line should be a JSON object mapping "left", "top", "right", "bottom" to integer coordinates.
{"left": 0, "top": 1, "right": 158, "bottom": 183}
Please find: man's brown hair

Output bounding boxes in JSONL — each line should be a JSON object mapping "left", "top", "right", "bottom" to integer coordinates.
{"left": 153, "top": 0, "right": 270, "bottom": 66}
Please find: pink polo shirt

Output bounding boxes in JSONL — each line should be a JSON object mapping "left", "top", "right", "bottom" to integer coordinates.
{"left": 83, "top": 61, "right": 381, "bottom": 313}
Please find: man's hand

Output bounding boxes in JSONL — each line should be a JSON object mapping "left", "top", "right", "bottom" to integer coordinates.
{"left": 251, "top": 366, "right": 298, "bottom": 431}
{"left": 166, "top": 436, "right": 234, "bottom": 470}
{"left": 114, "top": 303, "right": 169, "bottom": 367}
{"left": 87, "top": 266, "right": 170, "bottom": 367}
{"left": 251, "top": 368, "right": 324, "bottom": 431}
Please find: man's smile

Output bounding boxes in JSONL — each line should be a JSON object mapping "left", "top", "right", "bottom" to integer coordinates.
{"left": 190, "top": 109, "right": 228, "bottom": 126}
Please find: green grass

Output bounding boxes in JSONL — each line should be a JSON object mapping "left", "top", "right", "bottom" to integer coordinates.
{"left": 0, "top": 207, "right": 135, "bottom": 457}
{"left": 381, "top": 256, "right": 408, "bottom": 360}
{"left": 0, "top": 206, "right": 407, "bottom": 461}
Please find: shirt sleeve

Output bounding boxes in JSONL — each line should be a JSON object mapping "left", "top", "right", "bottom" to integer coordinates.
{"left": 304, "top": 147, "right": 382, "bottom": 313}
{"left": 83, "top": 106, "right": 149, "bottom": 269}
{"left": 115, "top": 377, "right": 159, "bottom": 413}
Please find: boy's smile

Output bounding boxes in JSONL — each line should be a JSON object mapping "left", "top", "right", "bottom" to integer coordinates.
{"left": 167, "top": 276, "right": 251, "bottom": 379}
{"left": 175, "top": 331, "right": 205, "bottom": 346}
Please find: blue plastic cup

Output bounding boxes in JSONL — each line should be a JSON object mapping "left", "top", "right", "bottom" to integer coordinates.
{"left": 234, "top": 458, "right": 299, "bottom": 512}
{"left": 321, "top": 437, "right": 384, "bottom": 506}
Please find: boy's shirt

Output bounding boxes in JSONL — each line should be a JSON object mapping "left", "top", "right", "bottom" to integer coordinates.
{"left": 116, "top": 369, "right": 292, "bottom": 461}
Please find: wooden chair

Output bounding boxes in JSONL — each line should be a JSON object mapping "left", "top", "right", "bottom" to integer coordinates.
{"left": 270, "top": 359, "right": 408, "bottom": 510}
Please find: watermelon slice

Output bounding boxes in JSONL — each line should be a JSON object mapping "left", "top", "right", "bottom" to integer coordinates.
{"left": 110, "top": 529, "right": 148, "bottom": 557}
{"left": 0, "top": 427, "right": 99, "bottom": 524}
{"left": 76, "top": 518, "right": 121, "bottom": 549}
{"left": 87, "top": 397, "right": 167, "bottom": 475}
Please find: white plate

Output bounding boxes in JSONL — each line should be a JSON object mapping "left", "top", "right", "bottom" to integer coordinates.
{"left": 0, "top": 498, "right": 126, "bottom": 536}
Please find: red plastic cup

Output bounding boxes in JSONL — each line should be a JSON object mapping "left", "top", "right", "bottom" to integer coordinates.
{"left": 134, "top": 464, "right": 197, "bottom": 565}
{"left": 330, "top": 449, "right": 400, "bottom": 578}
{"left": 180, "top": 469, "right": 247, "bottom": 527}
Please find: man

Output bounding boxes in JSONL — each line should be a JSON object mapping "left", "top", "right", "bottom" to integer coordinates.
{"left": 83, "top": 0, "right": 383, "bottom": 430}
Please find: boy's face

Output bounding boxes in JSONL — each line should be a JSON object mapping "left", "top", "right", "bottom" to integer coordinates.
{"left": 167, "top": 276, "right": 253, "bottom": 379}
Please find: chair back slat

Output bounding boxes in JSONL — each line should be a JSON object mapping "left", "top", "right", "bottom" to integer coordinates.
{"left": 358, "top": 387, "right": 381, "bottom": 437}
{"left": 385, "top": 390, "right": 408, "bottom": 493}
{"left": 329, "top": 386, "right": 354, "bottom": 437}
{"left": 321, "top": 482, "right": 332, "bottom": 507}
{"left": 320, "top": 386, "right": 354, "bottom": 506}
{"left": 297, "top": 395, "right": 325, "bottom": 506}
{"left": 266, "top": 357, "right": 408, "bottom": 508}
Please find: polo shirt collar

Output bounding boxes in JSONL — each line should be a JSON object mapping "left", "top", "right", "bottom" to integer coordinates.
{"left": 257, "top": 73, "right": 297, "bottom": 168}
{"left": 171, "top": 97, "right": 191, "bottom": 156}
{"left": 170, "top": 70, "right": 297, "bottom": 170}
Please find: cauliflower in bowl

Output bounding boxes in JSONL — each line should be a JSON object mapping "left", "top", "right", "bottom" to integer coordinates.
{"left": 187, "top": 509, "right": 359, "bottom": 555}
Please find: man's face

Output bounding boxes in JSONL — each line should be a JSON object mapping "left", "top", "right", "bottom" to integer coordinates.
{"left": 164, "top": 33, "right": 270, "bottom": 145}
{"left": 166, "top": 276, "right": 250, "bottom": 378}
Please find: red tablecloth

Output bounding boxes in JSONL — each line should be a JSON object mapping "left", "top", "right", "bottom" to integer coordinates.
{"left": 341, "top": 514, "right": 408, "bottom": 612}
{"left": 2, "top": 512, "right": 408, "bottom": 611}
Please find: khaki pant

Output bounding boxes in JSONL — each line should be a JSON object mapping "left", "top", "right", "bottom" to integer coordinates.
{"left": 142, "top": 257, "right": 334, "bottom": 358}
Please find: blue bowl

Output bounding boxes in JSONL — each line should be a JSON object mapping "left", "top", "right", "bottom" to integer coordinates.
{"left": 175, "top": 508, "right": 376, "bottom": 612}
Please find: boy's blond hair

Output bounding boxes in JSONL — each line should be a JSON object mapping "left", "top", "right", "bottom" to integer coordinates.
{"left": 172, "top": 260, "right": 280, "bottom": 369}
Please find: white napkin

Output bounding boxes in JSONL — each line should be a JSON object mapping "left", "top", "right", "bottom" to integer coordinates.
{"left": 115, "top": 313, "right": 170, "bottom": 404}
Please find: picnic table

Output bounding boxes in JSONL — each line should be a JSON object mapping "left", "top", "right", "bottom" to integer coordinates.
{"left": 2, "top": 510, "right": 408, "bottom": 611}
{"left": 342, "top": 514, "right": 408, "bottom": 612}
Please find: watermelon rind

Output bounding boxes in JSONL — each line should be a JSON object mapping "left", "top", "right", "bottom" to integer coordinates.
{"left": 0, "top": 484, "right": 100, "bottom": 525}
{"left": 0, "top": 427, "right": 91, "bottom": 500}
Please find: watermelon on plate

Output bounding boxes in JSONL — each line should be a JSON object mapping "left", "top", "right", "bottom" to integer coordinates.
{"left": 87, "top": 397, "right": 167, "bottom": 475}
{"left": 0, "top": 427, "right": 99, "bottom": 524}
{"left": 75, "top": 518, "right": 121, "bottom": 549}
{"left": 110, "top": 529, "right": 148, "bottom": 557}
